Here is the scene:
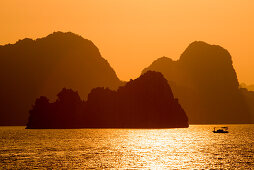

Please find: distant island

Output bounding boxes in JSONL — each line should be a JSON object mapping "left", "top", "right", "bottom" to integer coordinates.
{"left": 26, "top": 71, "right": 189, "bottom": 129}
{"left": 142, "top": 41, "right": 254, "bottom": 123}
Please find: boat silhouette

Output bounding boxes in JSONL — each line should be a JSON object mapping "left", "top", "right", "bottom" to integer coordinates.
{"left": 213, "top": 127, "right": 228, "bottom": 133}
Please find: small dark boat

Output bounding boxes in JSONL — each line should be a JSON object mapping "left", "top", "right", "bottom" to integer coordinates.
{"left": 213, "top": 127, "right": 228, "bottom": 133}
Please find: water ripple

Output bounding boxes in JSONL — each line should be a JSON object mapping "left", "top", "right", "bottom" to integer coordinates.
{"left": 0, "top": 125, "right": 253, "bottom": 169}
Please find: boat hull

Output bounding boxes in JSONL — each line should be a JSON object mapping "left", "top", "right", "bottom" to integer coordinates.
{"left": 213, "top": 131, "right": 228, "bottom": 133}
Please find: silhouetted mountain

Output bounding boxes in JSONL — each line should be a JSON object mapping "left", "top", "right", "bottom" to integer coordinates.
{"left": 142, "top": 41, "right": 252, "bottom": 124}
{"left": 240, "top": 83, "right": 254, "bottom": 91}
{"left": 0, "top": 32, "right": 122, "bottom": 125}
{"left": 26, "top": 71, "right": 189, "bottom": 129}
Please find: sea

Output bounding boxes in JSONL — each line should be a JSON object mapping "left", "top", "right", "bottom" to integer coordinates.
{"left": 0, "top": 125, "right": 253, "bottom": 169}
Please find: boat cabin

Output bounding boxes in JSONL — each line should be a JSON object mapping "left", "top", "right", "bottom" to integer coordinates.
{"left": 213, "top": 127, "right": 228, "bottom": 133}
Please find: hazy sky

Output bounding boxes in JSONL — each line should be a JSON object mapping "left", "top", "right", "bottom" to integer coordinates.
{"left": 1, "top": 0, "right": 253, "bottom": 83}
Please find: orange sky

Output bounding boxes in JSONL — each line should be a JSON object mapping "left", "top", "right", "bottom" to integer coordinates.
{"left": 1, "top": 0, "right": 254, "bottom": 83}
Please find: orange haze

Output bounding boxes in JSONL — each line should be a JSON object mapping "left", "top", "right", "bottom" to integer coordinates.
{"left": 0, "top": 0, "right": 254, "bottom": 83}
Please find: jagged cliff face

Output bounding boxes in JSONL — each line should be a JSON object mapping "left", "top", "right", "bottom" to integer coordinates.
{"left": 0, "top": 32, "right": 122, "bottom": 125}
{"left": 142, "top": 41, "right": 252, "bottom": 124}
{"left": 114, "top": 71, "right": 188, "bottom": 128}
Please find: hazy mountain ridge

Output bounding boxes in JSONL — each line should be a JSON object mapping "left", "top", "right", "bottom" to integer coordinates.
{"left": 240, "top": 83, "right": 254, "bottom": 91}
{"left": 27, "top": 71, "right": 189, "bottom": 129}
{"left": 0, "top": 31, "right": 122, "bottom": 125}
{"left": 142, "top": 41, "right": 253, "bottom": 124}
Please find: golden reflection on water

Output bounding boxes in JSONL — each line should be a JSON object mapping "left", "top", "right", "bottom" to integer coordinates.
{"left": 0, "top": 125, "right": 253, "bottom": 169}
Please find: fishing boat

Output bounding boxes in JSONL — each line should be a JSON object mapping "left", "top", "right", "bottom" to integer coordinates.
{"left": 213, "top": 127, "right": 228, "bottom": 133}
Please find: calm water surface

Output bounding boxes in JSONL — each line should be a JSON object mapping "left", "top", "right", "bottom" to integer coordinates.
{"left": 0, "top": 125, "right": 253, "bottom": 169}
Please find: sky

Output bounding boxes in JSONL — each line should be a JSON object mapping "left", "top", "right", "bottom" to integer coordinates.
{"left": 0, "top": 0, "right": 254, "bottom": 84}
